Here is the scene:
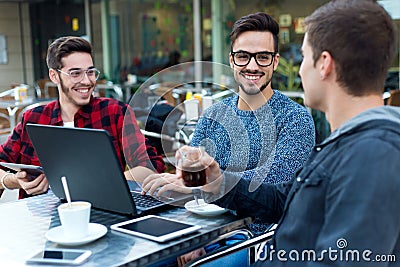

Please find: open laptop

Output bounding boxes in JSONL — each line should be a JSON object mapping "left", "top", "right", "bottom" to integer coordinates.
{"left": 26, "top": 123, "right": 191, "bottom": 216}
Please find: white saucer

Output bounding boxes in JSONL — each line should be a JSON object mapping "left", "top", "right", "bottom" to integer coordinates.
{"left": 46, "top": 223, "right": 107, "bottom": 246}
{"left": 185, "top": 199, "right": 228, "bottom": 217}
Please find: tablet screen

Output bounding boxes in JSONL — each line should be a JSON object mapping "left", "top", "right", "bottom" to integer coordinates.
{"left": 111, "top": 215, "right": 201, "bottom": 242}
{"left": 120, "top": 216, "right": 191, "bottom": 237}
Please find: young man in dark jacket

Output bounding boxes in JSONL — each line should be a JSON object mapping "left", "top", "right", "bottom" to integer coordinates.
{"left": 174, "top": 0, "right": 400, "bottom": 265}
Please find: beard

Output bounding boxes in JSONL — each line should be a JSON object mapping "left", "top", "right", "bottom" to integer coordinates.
{"left": 60, "top": 78, "right": 69, "bottom": 95}
{"left": 59, "top": 77, "right": 94, "bottom": 106}
{"left": 237, "top": 70, "right": 273, "bottom": 96}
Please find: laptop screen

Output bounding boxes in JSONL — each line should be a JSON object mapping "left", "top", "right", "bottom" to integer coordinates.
{"left": 26, "top": 124, "right": 137, "bottom": 215}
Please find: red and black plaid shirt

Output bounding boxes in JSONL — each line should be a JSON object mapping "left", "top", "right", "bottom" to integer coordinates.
{"left": 0, "top": 97, "right": 165, "bottom": 198}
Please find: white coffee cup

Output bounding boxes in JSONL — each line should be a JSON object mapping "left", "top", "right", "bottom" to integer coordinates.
{"left": 57, "top": 201, "right": 91, "bottom": 240}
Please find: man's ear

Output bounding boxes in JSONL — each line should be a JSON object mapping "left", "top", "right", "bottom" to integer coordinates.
{"left": 319, "top": 51, "right": 333, "bottom": 80}
{"left": 229, "top": 52, "right": 235, "bottom": 69}
{"left": 273, "top": 53, "right": 280, "bottom": 72}
{"left": 49, "top": 68, "right": 59, "bottom": 84}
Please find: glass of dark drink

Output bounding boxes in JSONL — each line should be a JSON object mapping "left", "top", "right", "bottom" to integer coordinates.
{"left": 179, "top": 147, "right": 207, "bottom": 187}
{"left": 182, "top": 166, "right": 206, "bottom": 187}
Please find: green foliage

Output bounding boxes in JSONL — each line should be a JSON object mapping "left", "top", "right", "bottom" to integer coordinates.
{"left": 276, "top": 57, "right": 301, "bottom": 91}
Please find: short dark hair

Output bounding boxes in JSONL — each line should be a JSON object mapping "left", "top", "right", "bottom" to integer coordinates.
{"left": 303, "top": 0, "right": 397, "bottom": 95}
{"left": 230, "top": 12, "right": 279, "bottom": 52}
{"left": 46, "top": 36, "right": 93, "bottom": 70}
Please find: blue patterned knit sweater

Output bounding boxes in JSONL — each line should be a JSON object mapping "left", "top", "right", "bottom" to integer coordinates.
{"left": 191, "top": 90, "right": 315, "bottom": 234}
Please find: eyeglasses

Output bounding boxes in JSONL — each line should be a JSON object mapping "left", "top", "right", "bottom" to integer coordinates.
{"left": 231, "top": 51, "right": 276, "bottom": 67}
{"left": 57, "top": 68, "right": 100, "bottom": 83}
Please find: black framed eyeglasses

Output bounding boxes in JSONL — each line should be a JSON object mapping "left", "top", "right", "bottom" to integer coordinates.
{"left": 57, "top": 68, "right": 101, "bottom": 83}
{"left": 231, "top": 51, "right": 276, "bottom": 67}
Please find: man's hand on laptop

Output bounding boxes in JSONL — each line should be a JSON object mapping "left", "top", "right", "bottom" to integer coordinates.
{"left": 141, "top": 173, "right": 191, "bottom": 197}
{"left": 16, "top": 171, "right": 49, "bottom": 195}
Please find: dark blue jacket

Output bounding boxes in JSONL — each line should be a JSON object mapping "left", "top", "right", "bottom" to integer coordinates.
{"left": 216, "top": 106, "right": 400, "bottom": 266}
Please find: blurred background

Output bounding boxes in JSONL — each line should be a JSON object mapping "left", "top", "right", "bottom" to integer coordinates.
{"left": 0, "top": 0, "right": 397, "bottom": 90}
{"left": 0, "top": 0, "right": 398, "bottom": 146}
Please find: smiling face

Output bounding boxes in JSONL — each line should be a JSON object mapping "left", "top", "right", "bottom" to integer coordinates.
{"left": 50, "top": 52, "right": 96, "bottom": 110}
{"left": 230, "top": 31, "right": 279, "bottom": 96}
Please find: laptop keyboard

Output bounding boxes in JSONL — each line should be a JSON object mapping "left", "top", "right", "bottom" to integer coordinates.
{"left": 131, "top": 191, "right": 164, "bottom": 209}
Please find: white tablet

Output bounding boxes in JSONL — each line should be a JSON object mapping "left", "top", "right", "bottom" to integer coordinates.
{"left": 0, "top": 162, "right": 43, "bottom": 177}
{"left": 110, "top": 215, "right": 201, "bottom": 242}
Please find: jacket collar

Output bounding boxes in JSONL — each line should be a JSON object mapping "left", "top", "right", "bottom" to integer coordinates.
{"left": 320, "top": 106, "right": 400, "bottom": 146}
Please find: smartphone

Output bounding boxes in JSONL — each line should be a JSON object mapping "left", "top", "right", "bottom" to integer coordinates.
{"left": 111, "top": 215, "right": 201, "bottom": 242}
{"left": 26, "top": 248, "right": 92, "bottom": 265}
{"left": 0, "top": 162, "right": 43, "bottom": 180}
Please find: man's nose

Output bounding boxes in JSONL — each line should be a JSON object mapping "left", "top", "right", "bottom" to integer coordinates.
{"left": 80, "top": 72, "right": 92, "bottom": 84}
{"left": 246, "top": 56, "right": 259, "bottom": 70}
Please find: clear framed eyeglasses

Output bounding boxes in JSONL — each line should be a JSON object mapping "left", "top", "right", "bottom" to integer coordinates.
{"left": 57, "top": 68, "right": 101, "bottom": 83}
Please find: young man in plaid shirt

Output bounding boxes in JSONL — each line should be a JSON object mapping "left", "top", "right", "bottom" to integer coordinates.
{"left": 0, "top": 36, "right": 165, "bottom": 199}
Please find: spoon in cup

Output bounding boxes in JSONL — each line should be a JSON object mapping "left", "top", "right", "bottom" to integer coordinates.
{"left": 61, "top": 176, "right": 72, "bottom": 208}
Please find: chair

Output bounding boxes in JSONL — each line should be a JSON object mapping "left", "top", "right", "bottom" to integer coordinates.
{"left": 95, "top": 83, "right": 124, "bottom": 101}
{"left": 0, "top": 107, "right": 12, "bottom": 134}
{"left": 387, "top": 89, "right": 400, "bottom": 106}
{"left": 131, "top": 88, "right": 185, "bottom": 157}
{"left": 184, "top": 224, "right": 277, "bottom": 267}
{"left": 139, "top": 106, "right": 187, "bottom": 159}
{"left": 146, "top": 82, "right": 181, "bottom": 106}
{"left": 34, "top": 79, "right": 57, "bottom": 99}
{"left": 0, "top": 87, "right": 33, "bottom": 134}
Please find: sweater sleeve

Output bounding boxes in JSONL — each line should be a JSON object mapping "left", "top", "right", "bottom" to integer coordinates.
{"left": 190, "top": 115, "right": 210, "bottom": 147}
{"left": 263, "top": 108, "right": 315, "bottom": 184}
